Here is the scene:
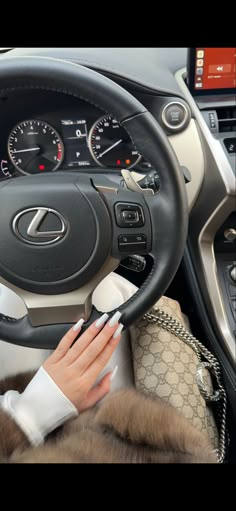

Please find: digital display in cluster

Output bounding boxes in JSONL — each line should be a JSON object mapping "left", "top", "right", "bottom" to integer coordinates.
{"left": 60, "top": 119, "right": 92, "bottom": 168}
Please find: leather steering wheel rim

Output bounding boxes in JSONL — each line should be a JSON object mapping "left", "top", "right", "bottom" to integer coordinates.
{"left": 0, "top": 56, "right": 188, "bottom": 348}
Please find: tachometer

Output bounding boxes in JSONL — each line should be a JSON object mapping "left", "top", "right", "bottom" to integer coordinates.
{"left": 8, "top": 120, "right": 64, "bottom": 175}
{"left": 88, "top": 114, "right": 141, "bottom": 169}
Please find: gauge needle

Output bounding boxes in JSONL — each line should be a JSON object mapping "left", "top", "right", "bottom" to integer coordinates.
{"left": 97, "top": 139, "right": 122, "bottom": 159}
{"left": 13, "top": 147, "right": 40, "bottom": 153}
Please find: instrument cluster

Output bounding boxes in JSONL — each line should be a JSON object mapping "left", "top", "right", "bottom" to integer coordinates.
{"left": 1, "top": 112, "right": 147, "bottom": 179}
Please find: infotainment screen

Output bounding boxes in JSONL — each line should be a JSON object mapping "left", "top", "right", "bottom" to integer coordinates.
{"left": 188, "top": 48, "right": 236, "bottom": 96}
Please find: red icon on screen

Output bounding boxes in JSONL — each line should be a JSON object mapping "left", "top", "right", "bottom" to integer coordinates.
{"left": 208, "top": 64, "right": 232, "bottom": 74}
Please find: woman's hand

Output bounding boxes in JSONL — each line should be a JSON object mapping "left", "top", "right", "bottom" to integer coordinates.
{"left": 43, "top": 312, "right": 123, "bottom": 413}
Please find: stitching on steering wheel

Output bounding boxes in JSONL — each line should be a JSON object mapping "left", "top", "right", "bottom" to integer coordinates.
{"left": 0, "top": 85, "right": 110, "bottom": 117}
{"left": 117, "top": 260, "right": 157, "bottom": 314}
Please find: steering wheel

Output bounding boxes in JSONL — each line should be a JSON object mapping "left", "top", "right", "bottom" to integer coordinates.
{"left": 0, "top": 56, "right": 188, "bottom": 349}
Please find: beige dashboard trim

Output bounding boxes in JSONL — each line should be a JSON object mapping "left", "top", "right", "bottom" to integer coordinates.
{"left": 175, "top": 68, "right": 236, "bottom": 365}
{"left": 132, "top": 119, "right": 205, "bottom": 211}
{"left": 168, "top": 119, "right": 204, "bottom": 210}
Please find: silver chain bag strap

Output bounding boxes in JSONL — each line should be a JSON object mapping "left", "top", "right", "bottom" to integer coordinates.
{"left": 130, "top": 297, "right": 227, "bottom": 463}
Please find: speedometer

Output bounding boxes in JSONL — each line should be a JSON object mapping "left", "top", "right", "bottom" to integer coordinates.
{"left": 8, "top": 120, "right": 64, "bottom": 175}
{"left": 88, "top": 114, "right": 141, "bottom": 169}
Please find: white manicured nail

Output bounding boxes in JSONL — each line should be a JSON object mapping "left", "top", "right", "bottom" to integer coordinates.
{"left": 108, "top": 311, "right": 122, "bottom": 327}
{"left": 95, "top": 313, "right": 109, "bottom": 328}
{"left": 112, "top": 323, "right": 124, "bottom": 339}
{"left": 110, "top": 365, "right": 118, "bottom": 381}
{"left": 73, "top": 318, "right": 85, "bottom": 332}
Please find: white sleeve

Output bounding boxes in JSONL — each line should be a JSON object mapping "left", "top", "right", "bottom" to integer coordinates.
{"left": 0, "top": 367, "right": 78, "bottom": 446}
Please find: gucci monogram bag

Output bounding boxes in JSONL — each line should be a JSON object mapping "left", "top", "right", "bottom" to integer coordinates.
{"left": 130, "top": 296, "right": 227, "bottom": 463}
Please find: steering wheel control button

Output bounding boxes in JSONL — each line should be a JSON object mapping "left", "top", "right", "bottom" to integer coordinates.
{"left": 118, "top": 234, "right": 146, "bottom": 252}
{"left": 120, "top": 255, "right": 146, "bottom": 272}
{"left": 161, "top": 101, "right": 190, "bottom": 131}
{"left": 121, "top": 210, "right": 139, "bottom": 223}
{"left": 114, "top": 202, "right": 144, "bottom": 228}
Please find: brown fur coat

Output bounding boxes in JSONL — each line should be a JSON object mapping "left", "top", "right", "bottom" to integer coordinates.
{"left": 0, "top": 371, "right": 217, "bottom": 463}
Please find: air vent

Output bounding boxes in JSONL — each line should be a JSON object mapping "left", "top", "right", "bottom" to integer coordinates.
{"left": 216, "top": 106, "right": 236, "bottom": 133}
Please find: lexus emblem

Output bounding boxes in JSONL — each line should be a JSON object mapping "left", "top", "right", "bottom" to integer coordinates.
{"left": 12, "top": 207, "right": 68, "bottom": 245}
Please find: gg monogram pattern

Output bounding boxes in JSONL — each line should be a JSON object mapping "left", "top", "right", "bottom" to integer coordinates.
{"left": 130, "top": 296, "right": 219, "bottom": 450}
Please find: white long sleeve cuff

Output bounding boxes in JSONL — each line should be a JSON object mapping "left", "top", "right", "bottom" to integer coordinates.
{"left": 0, "top": 367, "right": 78, "bottom": 446}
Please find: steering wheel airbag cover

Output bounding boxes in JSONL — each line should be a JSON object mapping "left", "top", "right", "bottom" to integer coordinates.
{"left": 0, "top": 173, "right": 112, "bottom": 293}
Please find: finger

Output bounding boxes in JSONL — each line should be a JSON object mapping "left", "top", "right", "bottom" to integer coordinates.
{"left": 80, "top": 330, "right": 122, "bottom": 385}
{"left": 79, "top": 372, "right": 112, "bottom": 412}
{"left": 48, "top": 318, "right": 85, "bottom": 363}
{"left": 72, "top": 314, "right": 122, "bottom": 372}
{"left": 65, "top": 313, "right": 110, "bottom": 365}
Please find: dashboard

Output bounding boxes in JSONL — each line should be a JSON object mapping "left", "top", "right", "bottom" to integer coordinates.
{"left": 0, "top": 90, "right": 151, "bottom": 180}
